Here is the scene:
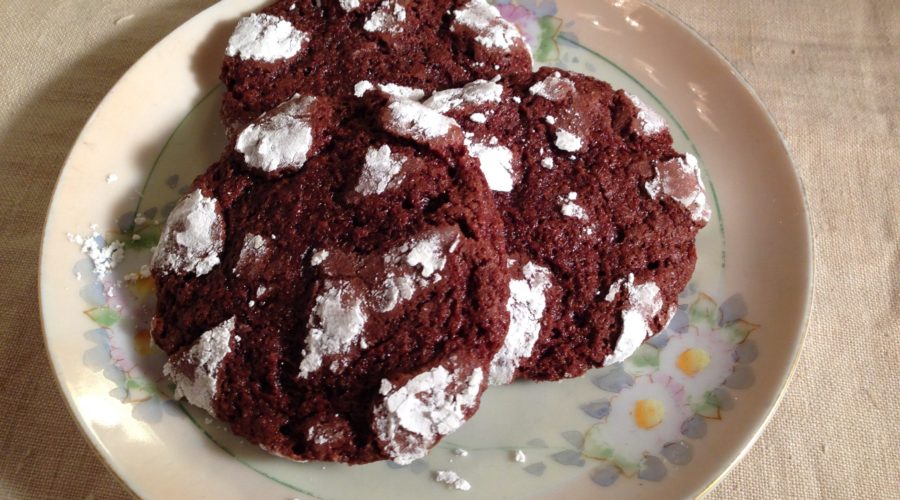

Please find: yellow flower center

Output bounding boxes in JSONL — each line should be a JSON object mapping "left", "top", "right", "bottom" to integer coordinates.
{"left": 677, "top": 348, "right": 711, "bottom": 376}
{"left": 633, "top": 399, "right": 665, "bottom": 429}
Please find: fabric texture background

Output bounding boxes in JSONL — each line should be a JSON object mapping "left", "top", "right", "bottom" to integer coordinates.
{"left": 0, "top": 1, "right": 897, "bottom": 498}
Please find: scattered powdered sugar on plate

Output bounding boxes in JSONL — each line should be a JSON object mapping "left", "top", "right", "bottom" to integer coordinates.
{"left": 602, "top": 273, "right": 663, "bottom": 365}
{"left": 67, "top": 230, "right": 125, "bottom": 277}
{"left": 645, "top": 153, "right": 711, "bottom": 223}
{"left": 559, "top": 191, "right": 588, "bottom": 220}
{"left": 383, "top": 99, "right": 461, "bottom": 144}
{"left": 152, "top": 189, "right": 224, "bottom": 277}
{"left": 164, "top": 317, "right": 236, "bottom": 416}
{"left": 226, "top": 14, "right": 308, "bottom": 62}
{"left": 299, "top": 280, "right": 368, "bottom": 378}
{"left": 625, "top": 91, "right": 668, "bottom": 135}
{"left": 375, "top": 364, "right": 483, "bottom": 465}
{"left": 435, "top": 470, "right": 472, "bottom": 491}
{"left": 105, "top": 173, "right": 118, "bottom": 184}
{"left": 529, "top": 71, "right": 576, "bottom": 101}
{"left": 513, "top": 449, "right": 527, "bottom": 462}
{"left": 489, "top": 262, "right": 552, "bottom": 385}
{"left": 236, "top": 95, "right": 318, "bottom": 173}
{"left": 554, "top": 128, "right": 583, "bottom": 152}
{"left": 453, "top": 448, "right": 469, "bottom": 457}
{"left": 453, "top": 0, "right": 523, "bottom": 51}
{"left": 356, "top": 145, "right": 407, "bottom": 195}
{"left": 465, "top": 142, "right": 515, "bottom": 192}
{"left": 423, "top": 79, "right": 503, "bottom": 113}
{"left": 363, "top": 0, "right": 406, "bottom": 34}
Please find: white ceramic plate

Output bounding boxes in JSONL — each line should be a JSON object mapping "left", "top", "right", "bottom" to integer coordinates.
{"left": 40, "top": 1, "right": 812, "bottom": 498}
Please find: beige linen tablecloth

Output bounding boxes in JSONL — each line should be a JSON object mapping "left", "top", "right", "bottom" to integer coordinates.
{"left": 0, "top": 1, "right": 897, "bottom": 498}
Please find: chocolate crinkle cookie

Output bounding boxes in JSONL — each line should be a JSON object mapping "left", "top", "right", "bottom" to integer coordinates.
{"left": 424, "top": 67, "right": 711, "bottom": 382}
{"left": 150, "top": 89, "right": 511, "bottom": 464}
{"left": 220, "top": 0, "right": 534, "bottom": 135}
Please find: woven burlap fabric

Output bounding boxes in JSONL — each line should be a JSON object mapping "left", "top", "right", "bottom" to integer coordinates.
{"left": 0, "top": 1, "right": 897, "bottom": 498}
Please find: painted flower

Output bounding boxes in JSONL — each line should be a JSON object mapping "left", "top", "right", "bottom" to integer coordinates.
{"left": 582, "top": 374, "right": 691, "bottom": 475}
{"left": 658, "top": 326, "right": 735, "bottom": 417}
{"left": 494, "top": 0, "right": 563, "bottom": 62}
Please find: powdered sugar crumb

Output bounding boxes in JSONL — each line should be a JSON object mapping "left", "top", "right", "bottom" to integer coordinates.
{"left": 236, "top": 95, "right": 317, "bottom": 173}
{"left": 435, "top": 470, "right": 472, "bottom": 491}
{"left": 226, "top": 14, "right": 308, "bottom": 62}
{"left": 152, "top": 189, "right": 223, "bottom": 276}
{"left": 236, "top": 233, "right": 268, "bottom": 273}
{"left": 356, "top": 145, "right": 407, "bottom": 195}
{"left": 454, "top": 448, "right": 469, "bottom": 457}
{"left": 489, "top": 262, "right": 552, "bottom": 385}
{"left": 164, "top": 317, "right": 236, "bottom": 416}
{"left": 514, "top": 449, "right": 527, "bottom": 462}
{"left": 354, "top": 80, "right": 374, "bottom": 97}
{"left": 105, "top": 173, "right": 118, "bottom": 184}
{"left": 310, "top": 249, "right": 329, "bottom": 266}
{"left": 470, "top": 112, "right": 487, "bottom": 123}
{"left": 554, "top": 128, "right": 583, "bottom": 152}
{"left": 541, "top": 156, "right": 554, "bottom": 169}
{"left": 559, "top": 191, "right": 588, "bottom": 220}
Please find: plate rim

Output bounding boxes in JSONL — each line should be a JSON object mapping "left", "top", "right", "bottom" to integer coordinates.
{"left": 36, "top": 0, "right": 815, "bottom": 498}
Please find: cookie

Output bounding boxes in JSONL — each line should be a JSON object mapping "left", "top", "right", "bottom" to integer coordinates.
{"left": 424, "top": 68, "right": 710, "bottom": 382}
{"left": 220, "top": 0, "right": 533, "bottom": 135}
{"left": 150, "top": 90, "right": 510, "bottom": 464}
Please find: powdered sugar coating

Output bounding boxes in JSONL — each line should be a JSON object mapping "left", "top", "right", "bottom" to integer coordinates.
{"left": 375, "top": 230, "right": 458, "bottom": 312}
{"left": 645, "top": 153, "right": 711, "bottom": 223}
{"left": 235, "top": 234, "right": 268, "bottom": 274}
{"left": 423, "top": 79, "right": 503, "bottom": 113}
{"left": 383, "top": 99, "right": 461, "bottom": 144}
{"left": 489, "top": 262, "right": 553, "bottom": 385}
{"left": 163, "top": 317, "right": 236, "bottom": 416}
{"left": 310, "top": 249, "right": 329, "bottom": 266}
{"left": 152, "top": 189, "right": 224, "bottom": 276}
{"left": 236, "top": 95, "right": 317, "bottom": 173}
{"left": 603, "top": 274, "right": 663, "bottom": 364}
{"left": 375, "top": 364, "right": 483, "bottom": 465}
{"left": 554, "top": 128, "right": 583, "bottom": 152}
{"left": 529, "top": 71, "right": 576, "bottom": 101}
{"left": 226, "top": 14, "right": 308, "bottom": 62}
{"left": 363, "top": 0, "right": 406, "bottom": 34}
{"left": 453, "top": 0, "right": 524, "bottom": 51}
{"left": 356, "top": 145, "right": 407, "bottom": 195}
{"left": 299, "top": 280, "right": 368, "bottom": 378}
{"left": 68, "top": 231, "right": 125, "bottom": 277}
{"left": 625, "top": 92, "right": 667, "bottom": 135}
{"left": 466, "top": 142, "right": 514, "bottom": 192}
{"left": 377, "top": 83, "right": 426, "bottom": 101}
{"left": 435, "top": 470, "right": 472, "bottom": 491}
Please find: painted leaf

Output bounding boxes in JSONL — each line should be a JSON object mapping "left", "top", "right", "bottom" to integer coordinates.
{"left": 690, "top": 390, "right": 722, "bottom": 419}
{"left": 623, "top": 343, "right": 659, "bottom": 375}
{"left": 720, "top": 319, "right": 759, "bottom": 344}
{"left": 688, "top": 293, "right": 719, "bottom": 329}
{"left": 85, "top": 306, "right": 120, "bottom": 327}
{"left": 534, "top": 16, "right": 563, "bottom": 62}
